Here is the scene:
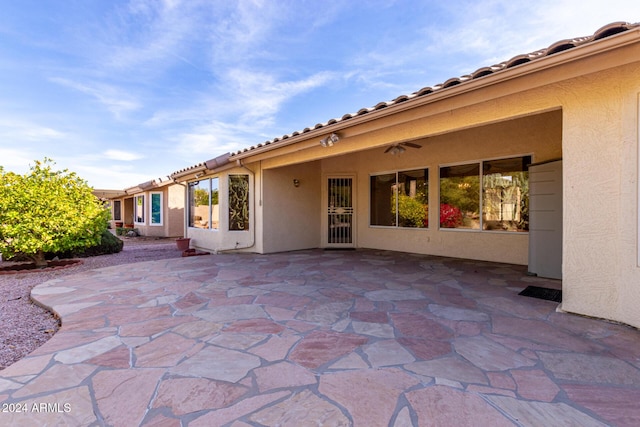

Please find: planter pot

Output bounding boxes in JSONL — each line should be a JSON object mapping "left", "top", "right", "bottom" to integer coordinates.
{"left": 176, "top": 238, "right": 191, "bottom": 251}
{"left": 115, "top": 221, "right": 123, "bottom": 228}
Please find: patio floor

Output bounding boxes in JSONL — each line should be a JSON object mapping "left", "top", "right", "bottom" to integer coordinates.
{"left": 1, "top": 249, "right": 639, "bottom": 426}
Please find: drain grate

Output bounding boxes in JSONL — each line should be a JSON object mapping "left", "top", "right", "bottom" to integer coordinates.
{"left": 518, "top": 286, "right": 562, "bottom": 303}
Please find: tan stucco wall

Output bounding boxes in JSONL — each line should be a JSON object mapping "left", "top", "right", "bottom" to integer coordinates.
{"left": 167, "top": 184, "right": 186, "bottom": 237}
{"left": 111, "top": 184, "right": 185, "bottom": 238}
{"left": 559, "top": 64, "right": 640, "bottom": 327}
{"left": 261, "top": 162, "right": 321, "bottom": 253}
{"left": 319, "top": 111, "right": 562, "bottom": 265}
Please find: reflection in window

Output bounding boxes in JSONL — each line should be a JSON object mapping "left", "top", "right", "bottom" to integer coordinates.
{"left": 482, "top": 156, "right": 531, "bottom": 231}
{"left": 229, "top": 175, "right": 249, "bottom": 231}
{"left": 210, "top": 178, "right": 219, "bottom": 229}
{"left": 370, "top": 169, "right": 428, "bottom": 228}
{"left": 189, "top": 180, "right": 210, "bottom": 229}
{"left": 134, "top": 195, "right": 145, "bottom": 223}
{"left": 439, "top": 156, "right": 531, "bottom": 231}
{"left": 150, "top": 192, "right": 162, "bottom": 225}
{"left": 370, "top": 174, "right": 396, "bottom": 226}
{"left": 439, "top": 164, "right": 479, "bottom": 229}
{"left": 113, "top": 200, "right": 121, "bottom": 221}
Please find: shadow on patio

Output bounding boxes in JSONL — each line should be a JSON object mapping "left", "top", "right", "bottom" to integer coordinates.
{"left": 1, "top": 249, "right": 639, "bottom": 426}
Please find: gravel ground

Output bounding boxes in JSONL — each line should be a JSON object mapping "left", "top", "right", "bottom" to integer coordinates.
{"left": 0, "top": 237, "right": 183, "bottom": 370}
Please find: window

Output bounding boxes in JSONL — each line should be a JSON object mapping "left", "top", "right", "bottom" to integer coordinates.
{"left": 188, "top": 178, "right": 219, "bottom": 229}
{"left": 134, "top": 195, "right": 145, "bottom": 224}
{"left": 150, "top": 192, "right": 162, "bottom": 225}
{"left": 482, "top": 157, "right": 530, "bottom": 231}
{"left": 370, "top": 169, "right": 428, "bottom": 228}
{"left": 229, "top": 175, "right": 249, "bottom": 231}
{"left": 113, "top": 200, "right": 121, "bottom": 221}
{"left": 439, "top": 156, "right": 531, "bottom": 231}
{"left": 439, "top": 164, "right": 480, "bottom": 229}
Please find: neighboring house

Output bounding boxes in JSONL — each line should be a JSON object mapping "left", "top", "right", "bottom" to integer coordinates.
{"left": 107, "top": 178, "right": 185, "bottom": 238}
{"left": 170, "top": 22, "right": 640, "bottom": 328}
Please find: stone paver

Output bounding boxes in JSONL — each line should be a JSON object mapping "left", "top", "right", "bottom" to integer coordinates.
{"left": 2, "top": 249, "right": 639, "bottom": 426}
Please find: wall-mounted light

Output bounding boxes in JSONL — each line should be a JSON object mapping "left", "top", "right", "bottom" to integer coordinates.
{"left": 320, "top": 132, "right": 340, "bottom": 147}
{"left": 293, "top": 179, "right": 300, "bottom": 187}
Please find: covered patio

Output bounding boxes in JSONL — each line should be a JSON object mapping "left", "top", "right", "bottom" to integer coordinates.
{"left": 1, "top": 250, "right": 638, "bottom": 426}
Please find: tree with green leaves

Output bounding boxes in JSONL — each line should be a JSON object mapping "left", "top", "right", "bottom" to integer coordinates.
{"left": 0, "top": 159, "right": 109, "bottom": 268}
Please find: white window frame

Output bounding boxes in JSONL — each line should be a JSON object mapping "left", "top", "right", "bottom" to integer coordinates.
{"left": 188, "top": 177, "right": 220, "bottom": 231}
{"left": 438, "top": 154, "right": 533, "bottom": 233}
{"left": 369, "top": 167, "right": 430, "bottom": 229}
{"left": 134, "top": 194, "right": 145, "bottom": 224}
{"left": 150, "top": 192, "right": 163, "bottom": 226}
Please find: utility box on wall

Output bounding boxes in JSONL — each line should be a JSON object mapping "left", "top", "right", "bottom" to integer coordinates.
{"left": 528, "top": 160, "right": 563, "bottom": 280}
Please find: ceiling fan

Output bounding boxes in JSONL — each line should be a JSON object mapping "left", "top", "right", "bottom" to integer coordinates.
{"left": 384, "top": 142, "right": 422, "bottom": 155}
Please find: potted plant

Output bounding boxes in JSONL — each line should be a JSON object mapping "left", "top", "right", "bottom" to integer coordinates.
{"left": 176, "top": 237, "right": 190, "bottom": 251}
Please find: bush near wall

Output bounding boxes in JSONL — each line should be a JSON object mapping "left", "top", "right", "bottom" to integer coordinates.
{"left": 49, "top": 230, "right": 123, "bottom": 259}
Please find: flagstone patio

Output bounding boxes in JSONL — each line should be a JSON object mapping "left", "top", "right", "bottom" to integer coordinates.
{"left": 1, "top": 249, "right": 639, "bottom": 426}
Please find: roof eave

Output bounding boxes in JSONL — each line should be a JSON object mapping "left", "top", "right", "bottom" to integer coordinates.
{"left": 170, "top": 164, "right": 207, "bottom": 181}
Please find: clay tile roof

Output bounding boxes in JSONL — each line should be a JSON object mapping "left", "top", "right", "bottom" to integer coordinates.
{"left": 170, "top": 162, "right": 206, "bottom": 178}
{"left": 471, "top": 66, "right": 496, "bottom": 79}
{"left": 223, "top": 21, "right": 638, "bottom": 159}
{"left": 594, "top": 21, "right": 631, "bottom": 40}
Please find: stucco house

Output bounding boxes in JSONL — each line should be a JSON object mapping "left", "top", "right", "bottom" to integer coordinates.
{"left": 170, "top": 22, "right": 640, "bottom": 329}
{"left": 107, "top": 177, "right": 185, "bottom": 238}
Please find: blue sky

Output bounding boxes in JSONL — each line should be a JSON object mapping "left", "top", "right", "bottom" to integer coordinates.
{"left": 1, "top": 1, "right": 638, "bottom": 189}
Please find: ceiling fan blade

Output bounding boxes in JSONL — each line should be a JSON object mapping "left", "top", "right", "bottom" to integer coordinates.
{"left": 402, "top": 142, "right": 422, "bottom": 149}
{"left": 384, "top": 146, "right": 394, "bottom": 153}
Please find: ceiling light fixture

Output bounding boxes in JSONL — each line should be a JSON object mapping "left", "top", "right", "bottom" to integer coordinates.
{"left": 389, "top": 145, "right": 406, "bottom": 155}
{"left": 384, "top": 141, "right": 421, "bottom": 155}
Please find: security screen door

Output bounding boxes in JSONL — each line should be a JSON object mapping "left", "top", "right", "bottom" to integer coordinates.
{"left": 326, "top": 177, "right": 354, "bottom": 247}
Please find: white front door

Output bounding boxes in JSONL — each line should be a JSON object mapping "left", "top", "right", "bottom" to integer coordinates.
{"left": 325, "top": 176, "right": 355, "bottom": 248}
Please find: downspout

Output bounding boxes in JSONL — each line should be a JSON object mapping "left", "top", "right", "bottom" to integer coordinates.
{"left": 215, "top": 159, "right": 256, "bottom": 253}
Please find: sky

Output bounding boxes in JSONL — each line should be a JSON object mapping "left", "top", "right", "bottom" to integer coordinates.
{"left": 1, "top": 1, "right": 639, "bottom": 189}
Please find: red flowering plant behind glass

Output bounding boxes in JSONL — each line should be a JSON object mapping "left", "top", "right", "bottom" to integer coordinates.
{"left": 439, "top": 203, "right": 463, "bottom": 228}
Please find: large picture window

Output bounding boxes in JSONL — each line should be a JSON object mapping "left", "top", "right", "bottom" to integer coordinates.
{"left": 439, "top": 155, "right": 531, "bottom": 231}
{"left": 370, "top": 169, "right": 428, "bottom": 228}
{"left": 134, "top": 195, "right": 145, "bottom": 224}
{"left": 150, "top": 192, "right": 162, "bottom": 225}
{"left": 229, "top": 175, "right": 249, "bottom": 231}
{"left": 188, "top": 178, "right": 219, "bottom": 229}
{"left": 482, "top": 157, "right": 530, "bottom": 231}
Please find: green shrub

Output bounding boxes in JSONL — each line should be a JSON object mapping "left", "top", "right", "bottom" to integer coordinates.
{"left": 81, "top": 229, "right": 124, "bottom": 256}
{"left": 0, "top": 159, "right": 109, "bottom": 267}
{"left": 50, "top": 230, "right": 123, "bottom": 259}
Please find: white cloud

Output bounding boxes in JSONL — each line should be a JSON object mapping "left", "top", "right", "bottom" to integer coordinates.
{"left": 421, "top": 1, "right": 640, "bottom": 64}
{"left": 0, "top": 118, "right": 66, "bottom": 142}
{"left": 102, "top": 0, "right": 195, "bottom": 69}
{"left": 72, "top": 163, "right": 157, "bottom": 189}
{"left": 207, "top": 0, "right": 282, "bottom": 66}
{"left": 222, "top": 69, "right": 338, "bottom": 126}
{"left": 172, "top": 120, "right": 255, "bottom": 159}
{"left": 102, "top": 149, "right": 144, "bottom": 161}
{"left": 0, "top": 148, "right": 37, "bottom": 172}
{"left": 49, "top": 77, "right": 140, "bottom": 119}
